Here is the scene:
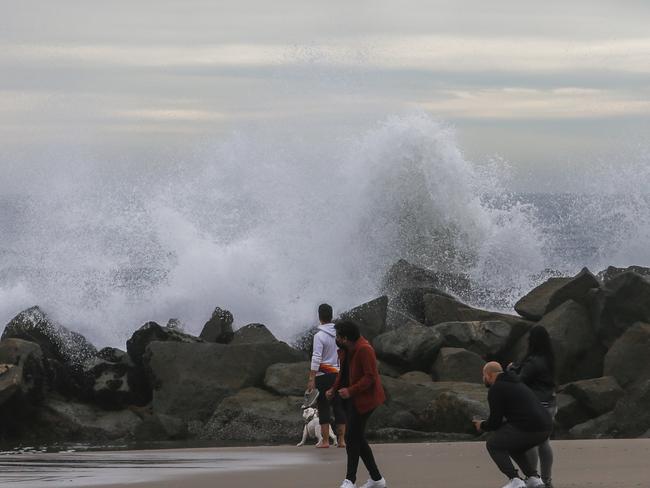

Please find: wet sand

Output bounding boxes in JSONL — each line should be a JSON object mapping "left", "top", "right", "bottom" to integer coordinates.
{"left": 1, "top": 439, "right": 649, "bottom": 488}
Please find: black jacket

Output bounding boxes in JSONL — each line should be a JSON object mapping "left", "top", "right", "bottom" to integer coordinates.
{"left": 481, "top": 371, "right": 553, "bottom": 432}
{"left": 510, "top": 355, "right": 556, "bottom": 404}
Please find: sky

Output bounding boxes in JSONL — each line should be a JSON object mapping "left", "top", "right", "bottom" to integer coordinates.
{"left": 2, "top": 0, "right": 650, "bottom": 188}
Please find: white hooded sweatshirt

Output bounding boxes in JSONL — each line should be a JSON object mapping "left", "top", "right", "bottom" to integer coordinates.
{"left": 310, "top": 322, "right": 339, "bottom": 375}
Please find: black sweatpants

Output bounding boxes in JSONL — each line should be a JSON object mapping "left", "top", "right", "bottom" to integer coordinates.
{"left": 345, "top": 403, "right": 381, "bottom": 484}
{"left": 315, "top": 373, "right": 346, "bottom": 426}
{"left": 486, "top": 423, "right": 551, "bottom": 479}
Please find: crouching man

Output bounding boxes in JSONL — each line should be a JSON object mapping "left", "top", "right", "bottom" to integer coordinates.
{"left": 473, "top": 362, "right": 552, "bottom": 488}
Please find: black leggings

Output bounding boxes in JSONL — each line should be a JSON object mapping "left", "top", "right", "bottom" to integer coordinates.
{"left": 345, "top": 403, "right": 381, "bottom": 483}
{"left": 315, "top": 373, "right": 346, "bottom": 425}
{"left": 486, "top": 423, "right": 551, "bottom": 480}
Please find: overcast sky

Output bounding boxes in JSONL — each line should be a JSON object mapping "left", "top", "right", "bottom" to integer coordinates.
{"left": 2, "top": 0, "right": 650, "bottom": 187}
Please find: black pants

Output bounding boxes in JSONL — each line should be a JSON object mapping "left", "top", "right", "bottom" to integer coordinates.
{"left": 315, "top": 373, "right": 346, "bottom": 425}
{"left": 486, "top": 423, "right": 551, "bottom": 479}
{"left": 345, "top": 403, "right": 381, "bottom": 483}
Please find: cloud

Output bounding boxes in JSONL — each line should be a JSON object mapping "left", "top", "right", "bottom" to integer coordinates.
{"left": 420, "top": 87, "right": 650, "bottom": 120}
{"left": 5, "top": 35, "right": 650, "bottom": 75}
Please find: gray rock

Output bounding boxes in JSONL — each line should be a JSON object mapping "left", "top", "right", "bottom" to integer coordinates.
{"left": 373, "top": 323, "right": 443, "bottom": 371}
{"left": 0, "top": 338, "right": 45, "bottom": 405}
{"left": 555, "top": 392, "right": 591, "bottom": 430}
{"left": 431, "top": 320, "right": 513, "bottom": 359}
{"left": 382, "top": 259, "right": 463, "bottom": 298}
{"left": 231, "top": 323, "right": 277, "bottom": 344}
{"left": 82, "top": 353, "right": 147, "bottom": 409}
{"left": 433, "top": 347, "right": 484, "bottom": 383}
{"left": 423, "top": 295, "right": 532, "bottom": 336}
{"left": 35, "top": 398, "right": 142, "bottom": 442}
{"left": 399, "top": 371, "right": 433, "bottom": 384}
{"left": 421, "top": 382, "right": 489, "bottom": 434}
{"left": 613, "top": 380, "right": 650, "bottom": 437}
{"left": 144, "top": 341, "right": 303, "bottom": 421}
{"left": 0, "top": 364, "right": 21, "bottom": 406}
{"left": 97, "top": 347, "right": 128, "bottom": 363}
{"left": 370, "top": 376, "right": 488, "bottom": 434}
{"left": 569, "top": 411, "right": 618, "bottom": 439}
{"left": 134, "top": 413, "right": 188, "bottom": 441}
{"left": 264, "top": 361, "right": 310, "bottom": 397}
{"left": 561, "top": 376, "right": 624, "bottom": 416}
{"left": 514, "top": 268, "right": 599, "bottom": 321}
{"left": 340, "top": 296, "right": 388, "bottom": 341}
{"left": 596, "top": 272, "right": 650, "bottom": 346}
{"left": 597, "top": 265, "right": 650, "bottom": 284}
{"left": 126, "top": 321, "right": 202, "bottom": 367}
{"left": 538, "top": 300, "right": 603, "bottom": 383}
{"left": 368, "top": 376, "right": 439, "bottom": 432}
{"left": 199, "top": 307, "right": 234, "bottom": 343}
{"left": 166, "top": 318, "right": 185, "bottom": 332}
{"left": 202, "top": 387, "right": 303, "bottom": 443}
{"left": 385, "top": 307, "right": 422, "bottom": 331}
{"left": 291, "top": 326, "right": 318, "bottom": 353}
{"left": 1, "top": 306, "right": 96, "bottom": 367}
{"left": 604, "top": 322, "right": 650, "bottom": 389}
{"left": 390, "top": 287, "right": 454, "bottom": 324}
{"left": 377, "top": 360, "right": 403, "bottom": 378}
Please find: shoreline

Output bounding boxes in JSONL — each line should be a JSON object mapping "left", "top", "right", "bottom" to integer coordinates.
{"left": 1, "top": 439, "right": 649, "bottom": 488}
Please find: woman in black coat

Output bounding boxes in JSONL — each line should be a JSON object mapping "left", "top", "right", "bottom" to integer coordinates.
{"left": 508, "top": 325, "right": 557, "bottom": 488}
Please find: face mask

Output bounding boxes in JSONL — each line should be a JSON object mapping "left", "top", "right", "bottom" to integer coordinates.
{"left": 336, "top": 338, "right": 347, "bottom": 349}
{"left": 484, "top": 379, "right": 491, "bottom": 389}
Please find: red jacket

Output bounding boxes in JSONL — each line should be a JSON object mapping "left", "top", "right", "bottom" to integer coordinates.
{"left": 332, "top": 337, "right": 385, "bottom": 414}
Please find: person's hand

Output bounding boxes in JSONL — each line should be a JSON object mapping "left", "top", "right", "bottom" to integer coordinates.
{"left": 338, "top": 388, "right": 350, "bottom": 399}
{"left": 307, "top": 378, "right": 315, "bottom": 392}
{"left": 472, "top": 419, "right": 483, "bottom": 432}
{"left": 325, "top": 388, "right": 334, "bottom": 400}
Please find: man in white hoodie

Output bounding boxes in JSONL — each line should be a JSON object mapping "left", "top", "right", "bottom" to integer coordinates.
{"left": 307, "top": 303, "right": 346, "bottom": 448}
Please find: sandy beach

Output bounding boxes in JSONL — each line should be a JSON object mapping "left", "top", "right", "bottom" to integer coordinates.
{"left": 1, "top": 439, "right": 648, "bottom": 488}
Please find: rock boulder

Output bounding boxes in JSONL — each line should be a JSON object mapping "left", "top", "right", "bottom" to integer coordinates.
{"left": 340, "top": 296, "right": 388, "bottom": 341}
{"left": 373, "top": 323, "right": 443, "bottom": 371}
{"left": 560, "top": 376, "right": 624, "bottom": 417}
{"left": 432, "top": 347, "right": 484, "bottom": 383}
{"left": 231, "top": 323, "right": 278, "bottom": 344}
{"left": 144, "top": 341, "right": 303, "bottom": 421}
{"left": 199, "top": 307, "right": 234, "bottom": 343}
{"left": 514, "top": 268, "right": 599, "bottom": 321}
{"left": 604, "top": 322, "right": 650, "bottom": 389}
{"left": 264, "top": 361, "right": 310, "bottom": 397}
{"left": 1, "top": 307, "right": 96, "bottom": 367}
{"left": 126, "top": 321, "right": 202, "bottom": 367}
{"left": 201, "top": 387, "right": 303, "bottom": 444}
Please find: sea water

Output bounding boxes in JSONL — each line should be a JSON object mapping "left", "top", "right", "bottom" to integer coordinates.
{"left": 0, "top": 113, "right": 648, "bottom": 347}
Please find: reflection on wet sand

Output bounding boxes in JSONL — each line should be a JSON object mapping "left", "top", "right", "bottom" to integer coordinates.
{"left": 0, "top": 447, "right": 313, "bottom": 487}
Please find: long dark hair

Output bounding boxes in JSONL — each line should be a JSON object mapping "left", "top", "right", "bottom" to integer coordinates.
{"left": 526, "top": 325, "right": 556, "bottom": 377}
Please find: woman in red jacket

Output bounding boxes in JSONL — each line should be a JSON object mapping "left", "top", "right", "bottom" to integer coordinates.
{"left": 326, "top": 320, "right": 387, "bottom": 488}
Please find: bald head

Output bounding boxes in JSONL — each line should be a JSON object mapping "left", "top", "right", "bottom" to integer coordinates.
{"left": 483, "top": 361, "right": 503, "bottom": 375}
{"left": 482, "top": 361, "right": 503, "bottom": 387}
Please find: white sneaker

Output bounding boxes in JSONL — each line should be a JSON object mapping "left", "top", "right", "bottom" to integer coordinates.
{"left": 501, "top": 478, "right": 526, "bottom": 488}
{"left": 339, "top": 480, "right": 357, "bottom": 488}
{"left": 359, "top": 478, "right": 387, "bottom": 488}
{"left": 525, "top": 476, "right": 545, "bottom": 488}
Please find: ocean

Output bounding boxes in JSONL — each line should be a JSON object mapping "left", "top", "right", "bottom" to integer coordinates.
{"left": 1, "top": 114, "right": 648, "bottom": 348}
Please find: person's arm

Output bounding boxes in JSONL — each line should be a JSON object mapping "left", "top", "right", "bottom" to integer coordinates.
{"left": 480, "top": 385, "right": 505, "bottom": 431}
{"left": 308, "top": 332, "right": 322, "bottom": 391}
{"left": 346, "top": 347, "right": 377, "bottom": 397}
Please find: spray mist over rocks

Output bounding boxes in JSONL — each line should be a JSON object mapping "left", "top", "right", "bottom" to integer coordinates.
{"left": 0, "top": 113, "right": 648, "bottom": 347}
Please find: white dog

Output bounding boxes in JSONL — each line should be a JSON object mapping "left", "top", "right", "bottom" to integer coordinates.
{"left": 296, "top": 407, "right": 338, "bottom": 447}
